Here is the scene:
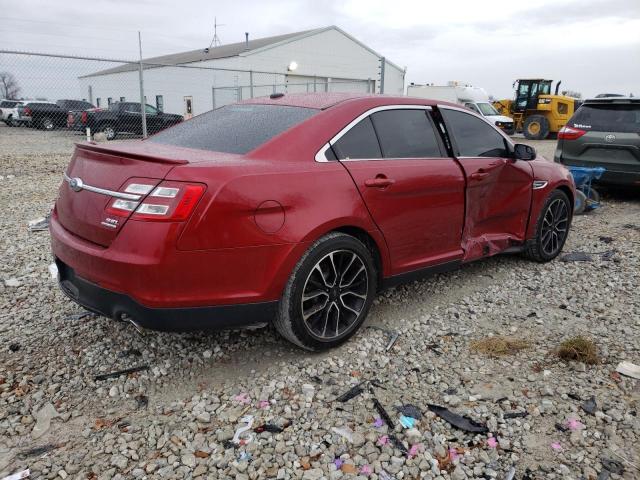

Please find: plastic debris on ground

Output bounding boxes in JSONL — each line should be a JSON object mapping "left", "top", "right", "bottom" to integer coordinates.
{"left": 399, "top": 414, "right": 415, "bottom": 428}
{"left": 28, "top": 214, "right": 50, "bottom": 232}
{"left": 581, "top": 395, "right": 597, "bottom": 415}
{"left": 48, "top": 263, "right": 58, "bottom": 280}
{"left": 360, "top": 464, "right": 373, "bottom": 475}
{"left": 504, "top": 466, "right": 516, "bottom": 480}
{"left": 232, "top": 415, "right": 254, "bottom": 445}
{"left": 503, "top": 411, "right": 528, "bottom": 419}
{"left": 565, "top": 418, "right": 584, "bottom": 431}
{"left": 94, "top": 365, "right": 149, "bottom": 381}
{"left": 257, "top": 400, "right": 270, "bottom": 409}
{"left": 331, "top": 426, "right": 354, "bottom": 443}
{"left": 9, "top": 343, "right": 20, "bottom": 352}
{"left": 373, "top": 417, "right": 384, "bottom": 428}
{"left": 394, "top": 404, "right": 422, "bottom": 419}
{"left": 19, "top": 444, "right": 60, "bottom": 459}
{"left": 378, "top": 470, "right": 395, "bottom": 480}
{"left": 551, "top": 442, "right": 563, "bottom": 451}
{"left": 32, "top": 402, "right": 58, "bottom": 439}
{"left": 615, "top": 361, "right": 640, "bottom": 379}
{"left": 561, "top": 252, "right": 593, "bottom": 262}
{"left": 601, "top": 458, "right": 625, "bottom": 475}
{"left": 426, "top": 404, "right": 489, "bottom": 433}
{"left": 371, "top": 394, "right": 395, "bottom": 429}
{"left": 333, "top": 458, "right": 343, "bottom": 469}
{"left": 334, "top": 383, "right": 365, "bottom": 403}
{"left": 487, "top": 437, "right": 498, "bottom": 448}
{"left": 233, "top": 392, "right": 251, "bottom": 404}
{"left": 1, "top": 470, "right": 30, "bottom": 480}
{"left": 253, "top": 420, "right": 292, "bottom": 434}
{"left": 407, "top": 444, "right": 423, "bottom": 459}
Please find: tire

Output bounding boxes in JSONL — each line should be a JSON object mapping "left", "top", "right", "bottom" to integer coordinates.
{"left": 99, "top": 123, "right": 117, "bottom": 140}
{"left": 274, "top": 232, "right": 377, "bottom": 351}
{"left": 524, "top": 189, "right": 572, "bottom": 262}
{"left": 40, "top": 117, "right": 55, "bottom": 131}
{"left": 5, "top": 115, "right": 14, "bottom": 127}
{"left": 523, "top": 115, "right": 550, "bottom": 140}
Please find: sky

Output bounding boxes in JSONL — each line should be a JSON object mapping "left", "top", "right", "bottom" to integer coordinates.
{"left": 1, "top": 0, "right": 639, "bottom": 100}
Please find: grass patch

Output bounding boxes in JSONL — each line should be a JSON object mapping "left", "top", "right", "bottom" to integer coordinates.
{"left": 556, "top": 336, "right": 599, "bottom": 365}
{"left": 470, "top": 336, "right": 531, "bottom": 357}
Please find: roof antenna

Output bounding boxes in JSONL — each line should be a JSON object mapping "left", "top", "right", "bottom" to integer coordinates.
{"left": 207, "top": 17, "right": 225, "bottom": 51}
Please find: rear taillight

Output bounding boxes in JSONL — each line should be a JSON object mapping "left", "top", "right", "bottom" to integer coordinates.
{"left": 105, "top": 180, "right": 205, "bottom": 222}
{"left": 81, "top": 111, "right": 87, "bottom": 124}
{"left": 558, "top": 126, "right": 586, "bottom": 140}
{"left": 23, "top": 107, "right": 32, "bottom": 116}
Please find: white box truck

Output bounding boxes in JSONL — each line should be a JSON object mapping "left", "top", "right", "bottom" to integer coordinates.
{"left": 407, "top": 82, "right": 515, "bottom": 134}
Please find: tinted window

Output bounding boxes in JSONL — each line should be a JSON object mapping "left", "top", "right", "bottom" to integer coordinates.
{"left": 1, "top": 101, "right": 17, "bottom": 108}
{"left": 570, "top": 104, "right": 639, "bottom": 133}
{"left": 442, "top": 109, "right": 508, "bottom": 157}
{"left": 57, "top": 100, "right": 93, "bottom": 110}
{"left": 122, "top": 103, "right": 141, "bottom": 113}
{"left": 370, "top": 109, "right": 442, "bottom": 158}
{"left": 150, "top": 104, "right": 318, "bottom": 154}
{"left": 333, "top": 117, "right": 381, "bottom": 159}
{"left": 28, "top": 103, "right": 59, "bottom": 110}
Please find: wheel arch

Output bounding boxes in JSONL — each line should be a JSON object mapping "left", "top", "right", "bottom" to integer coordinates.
{"left": 332, "top": 225, "right": 386, "bottom": 290}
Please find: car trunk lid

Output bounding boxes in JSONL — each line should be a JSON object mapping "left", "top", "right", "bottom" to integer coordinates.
{"left": 56, "top": 141, "right": 191, "bottom": 247}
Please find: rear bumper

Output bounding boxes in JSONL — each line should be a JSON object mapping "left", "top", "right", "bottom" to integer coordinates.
{"left": 56, "top": 258, "right": 277, "bottom": 331}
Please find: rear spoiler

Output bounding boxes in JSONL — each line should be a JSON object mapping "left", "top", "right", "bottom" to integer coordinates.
{"left": 75, "top": 142, "right": 188, "bottom": 165}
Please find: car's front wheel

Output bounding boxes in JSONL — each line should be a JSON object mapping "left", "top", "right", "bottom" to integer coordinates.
{"left": 274, "top": 232, "right": 377, "bottom": 351}
{"left": 525, "top": 189, "right": 572, "bottom": 262}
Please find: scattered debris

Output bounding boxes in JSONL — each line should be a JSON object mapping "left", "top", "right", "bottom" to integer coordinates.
{"left": 394, "top": 404, "right": 422, "bottom": 419}
{"left": 331, "top": 426, "right": 354, "bottom": 443}
{"left": 503, "top": 411, "right": 528, "bottom": 419}
{"left": 32, "top": 402, "right": 58, "bottom": 439}
{"left": 386, "top": 331, "right": 400, "bottom": 351}
{"left": 135, "top": 394, "right": 148, "bottom": 409}
{"left": 28, "top": 214, "right": 50, "bottom": 231}
{"left": 1, "top": 470, "right": 30, "bottom": 480}
{"left": 360, "top": 464, "right": 373, "bottom": 475}
{"left": 399, "top": 415, "right": 415, "bottom": 428}
{"left": 615, "top": 361, "right": 640, "bottom": 379}
{"left": 373, "top": 417, "right": 384, "bottom": 428}
{"left": 622, "top": 223, "right": 640, "bottom": 231}
{"left": 67, "top": 311, "right": 94, "bottom": 321}
{"left": 257, "top": 400, "right": 270, "bottom": 409}
{"left": 238, "top": 451, "right": 252, "bottom": 462}
{"left": 233, "top": 392, "right": 251, "bottom": 404}
{"left": 48, "top": 263, "right": 58, "bottom": 279}
{"left": 487, "top": 437, "right": 498, "bottom": 448}
{"left": 9, "top": 343, "right": 20, "bottom": 352}
{"left": 504, "top": 466, "right": 516, "bottom": 480}
{"left": 232, "top": 415, "right": 254, "bottom": 445}
{"left": 253, "top": 421, "right": 292, "bottom": 434}
{"left": 407, "top": 444, "right": 423, "bottom": 459}
{"left": 470, "top": 336, "right": 530, "bottom": 356}
{"left": 334, "top": 383, "right": 365, "bottom": 402}
{"left": 372, "top": 396, "right": 395, "bottom": 429}
{"left": 333, "top": 458, "right": 343, "bottom": 469}
{"left": 581, "top": 396, "right": 597, "bottom": 415}
{"left": 19, "top": 444, "right": 60, "bottom": 459}
{"left": 426, "top": 404, "right": 488, "bottom": 433}
{"left": 301, "top": 383, "right": 315, "bottom": 401}
{"left": 599, "top": 236, "right": 613, "bottom": 244}
{"left": 388, "top": 434, "right": 408, "bottom": 455}
{"left": 565, "top": 418, "right": 584, "bottom": 431}
{"left": 561, "top": 252, "right": 593, "bottom": 262}
{"left": 551, "top": 442, "right": 563, "bottom": 451}
{"left": 601, "top": 458, "right": 624, "bottom": 475}
{"left": 94, "top": 365, "right": 149, "bottom": 381}
{"left": 4, "top": 277, "right": 21, "bottom": 287}
{"left": 557, "top": 336, "right": 599, "bottom": 364}
{"left": 555, "top": 422, "right": 569, "bottom": 433}
{"left": 118, "top": 348, "right": 142, "bottom": 358}
{"left": 600, "top": 250, "right": 616, "bottom": 261}
{"left": 377, "top": 435, "right": 389, "bottom": 446}
{"left": 378, "top": 470, "right": 395, "bottom": 480}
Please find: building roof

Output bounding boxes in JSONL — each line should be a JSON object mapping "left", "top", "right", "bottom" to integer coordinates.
{"left": 82, "top": 26, "right": 403, "bottom": 78}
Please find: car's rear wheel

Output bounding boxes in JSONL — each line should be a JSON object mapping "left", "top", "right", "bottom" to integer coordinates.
{"left": 523, "top": 115, "right": 550, "bottom": 140}
{"left": 40, "top": 117, "right": 55, "bottom": 131}
{"left": 525, "top": 189, "right": 572, "bottom": 262}
{"left": 100, "top": 123, "right": 117, "bottom": 140}
{"left": 274, "top": 232, "right": 377, "bottom": 351}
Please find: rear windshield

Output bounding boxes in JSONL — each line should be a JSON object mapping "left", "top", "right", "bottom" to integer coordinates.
{"left": 0, "top": 101, "right": 18, "bottom": 108}
{"left": 570, "top": 104, "right": 640, "bottom": 133}
{"left": 150, "top": 104, "right": 318, "bottom": 154}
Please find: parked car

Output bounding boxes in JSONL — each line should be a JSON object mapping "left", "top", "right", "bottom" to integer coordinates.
{"left": 1, "top": 99, "right": 25, "bottom": 126}
{"left": 67, "top": 102, "right": 183, "bottom": 140}
{"left": 56, "top": 99, "right": 94, "bottom": 112}
{"left": 18, "top": 101, "right": 68, "bottom": 130}
{"left": 555, "top": 97, "right": 640, "bottom": 186}
{"left": 51, "top": 93, "right": 575, "bottom": 350}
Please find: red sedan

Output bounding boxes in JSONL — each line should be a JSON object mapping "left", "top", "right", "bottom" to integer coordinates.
{"left": 51, "top": 93, "right": 575, "bottom": 350}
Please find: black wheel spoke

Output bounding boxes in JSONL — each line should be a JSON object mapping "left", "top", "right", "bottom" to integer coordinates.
{"left": 541, "top": 198, "right": 569, "bottom": 256}
{"left": 301, "top": 250, "right": 368, "bottom": 340}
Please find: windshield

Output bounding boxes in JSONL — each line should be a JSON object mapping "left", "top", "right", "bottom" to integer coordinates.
{"left": 477, "top": 102, "right": 499, "bottom": 116}
{"left": 150, "top": 104, "right": 318, "bottom": 154}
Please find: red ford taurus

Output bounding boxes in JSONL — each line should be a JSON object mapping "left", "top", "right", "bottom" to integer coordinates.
{"left": 51, "top": 93, "right": 575, "bottom": 350}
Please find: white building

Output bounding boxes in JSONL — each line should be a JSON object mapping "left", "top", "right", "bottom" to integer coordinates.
{"left": 80, "top": 26, "right": 405, "bottom": 117}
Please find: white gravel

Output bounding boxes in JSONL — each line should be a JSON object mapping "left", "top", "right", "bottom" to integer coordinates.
{"left": 1, "top": 124, "right": 639, "bottom": 479}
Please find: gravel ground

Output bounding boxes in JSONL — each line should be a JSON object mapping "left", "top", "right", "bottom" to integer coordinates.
{"left": 1, "top": 124, "right": 639, "bottom": 480}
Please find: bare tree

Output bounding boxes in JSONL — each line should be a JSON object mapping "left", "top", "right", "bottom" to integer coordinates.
{"left": 0, "top": 72, "right": 21, "bottom": 99}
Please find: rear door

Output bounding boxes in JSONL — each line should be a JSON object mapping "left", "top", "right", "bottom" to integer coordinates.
{"left": 558, "top": 102, "right": 640, "bottom": 175}
{"left": 119, "top": 103, "right": 143, "bottom": 134}
{"left": 440, "top": 106, "right": 533, "bottom": 261}
{"left": 333, "top": 107, "right": 465, "bottom": 274}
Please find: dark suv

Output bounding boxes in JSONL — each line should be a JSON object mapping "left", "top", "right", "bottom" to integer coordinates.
{"left": 555, "top": 97, "right": 640, "bottom": 186}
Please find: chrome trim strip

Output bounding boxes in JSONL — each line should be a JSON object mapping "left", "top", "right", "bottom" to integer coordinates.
{"left": 315, "top": 104, "right": 432, "bottom": 162}
{"left": 533, "top": 180, "right": 548, "bottom": 190}
{"left": 63, "top": 172, "right": 142, "bottom": 201}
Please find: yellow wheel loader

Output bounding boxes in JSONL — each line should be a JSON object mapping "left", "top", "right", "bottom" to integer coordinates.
{"left": 493, "top": 79, "right": 581, "bottom": 140}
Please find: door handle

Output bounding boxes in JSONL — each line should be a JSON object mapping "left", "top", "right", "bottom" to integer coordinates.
{"left": 470, "top": 171, "right": 490, "bottom": 180}
{"left": 365, "top": 176, "right": 395, "bottom": 188}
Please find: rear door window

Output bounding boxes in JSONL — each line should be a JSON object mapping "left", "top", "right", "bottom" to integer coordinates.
{"left": 332, "top": 117, "right": 382, "bottom": 159}
{"left": 150, "top": 104, "right": 318, "bottom": 154}
{"left": 441, "top": 109, "right": 509, "bottom": 157}
{"left": 370, "top": 109, "right": 442, "bottom": 158}
{"left": 570, "top": 104, "right": 640, "bottom": 133}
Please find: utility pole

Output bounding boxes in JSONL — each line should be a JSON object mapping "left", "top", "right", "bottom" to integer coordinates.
{"left": 138, "top": 31, "right": 147, "bottom": 138}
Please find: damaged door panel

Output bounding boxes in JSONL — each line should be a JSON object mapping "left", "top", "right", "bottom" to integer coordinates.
{"left": 440, "top": 107, "right": 533, "bottom": 260}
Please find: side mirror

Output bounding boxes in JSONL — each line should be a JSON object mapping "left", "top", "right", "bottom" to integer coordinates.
{"left": 513, "top": 143, "right": 536, "bottom": 161}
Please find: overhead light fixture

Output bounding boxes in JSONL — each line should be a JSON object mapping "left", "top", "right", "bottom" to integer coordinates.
{"left": 287, "top": 61, "right": 298, "bottom": 72}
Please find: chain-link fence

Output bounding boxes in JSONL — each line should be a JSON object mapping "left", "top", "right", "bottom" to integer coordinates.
{"left": 0, "top": 50, "right": 378, "bottom": 141}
